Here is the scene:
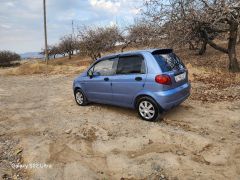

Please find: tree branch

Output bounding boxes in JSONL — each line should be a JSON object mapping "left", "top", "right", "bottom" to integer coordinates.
{"left": 201, "top": 29, "right": 228, "bottom": 54}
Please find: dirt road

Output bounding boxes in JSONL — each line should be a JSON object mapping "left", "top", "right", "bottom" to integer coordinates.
{"left": 0, "top": 74, "right": 240, "bottom": 179}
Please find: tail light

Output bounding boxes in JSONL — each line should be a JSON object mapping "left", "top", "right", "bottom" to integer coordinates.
{"left": 155, "top": 74, "right": 172, "bottom": 85}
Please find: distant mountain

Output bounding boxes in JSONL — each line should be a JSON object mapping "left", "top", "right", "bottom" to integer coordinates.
{"left": 20, "top": 52, "right": 44, "bottom": 59}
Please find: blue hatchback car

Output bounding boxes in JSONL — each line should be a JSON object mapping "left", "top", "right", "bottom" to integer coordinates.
{"left": 73, "top": 49, "right": 190, "bottom": 121}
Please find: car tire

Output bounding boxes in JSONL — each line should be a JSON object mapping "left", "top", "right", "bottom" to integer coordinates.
{"left": 137, "top": 96, "right": 161, "bottom": 121}
{"left": 74, "top": 89, "right": 88, "bottom": 106}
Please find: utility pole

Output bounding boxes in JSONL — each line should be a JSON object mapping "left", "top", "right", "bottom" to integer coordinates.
{"left": 71, "top": 20, "right": 75, "bottom": 55}
{"left": 72, "top": 20, "right": 74, "bottom": 35}
{"left": 43, "top": 0, "right": 48, "bottom": 64}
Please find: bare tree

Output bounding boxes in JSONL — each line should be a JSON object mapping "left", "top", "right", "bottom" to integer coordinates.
{"left": 59, "top": 35, "right": 75, "bottom": 59}
{"left": 48, "top": 45, "right": 61, "bottom": 59}
{"left": 121, "top": 20, "right": 165, "bottom": 51}
{"left": 0, "top": 50, "right": 20, "bottom": 67}
{"left": 78, "top": 26, "right": 121, "bottom": 60}
{"left": 142, "top": 0, "right": 240, "bottom": 72}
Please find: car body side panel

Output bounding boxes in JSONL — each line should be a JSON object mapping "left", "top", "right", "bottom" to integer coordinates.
{"left": 110, "top": 52, "right": 149, "bottom": 108}
{"left": 134, "top": 82, "right": 190, "bottom": 110}
{"left": 111, "top": 74, "right": 146, "bottom": 108}
{"left": 80, "top": 75, "right": 112, "bottom": 104}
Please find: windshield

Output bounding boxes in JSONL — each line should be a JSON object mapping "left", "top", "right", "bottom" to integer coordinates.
{"left": 153, "top": 53, "right": 185, "bottom": 72}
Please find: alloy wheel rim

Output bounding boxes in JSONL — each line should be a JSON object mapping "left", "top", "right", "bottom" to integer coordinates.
{"left": 76, "top": 91, "right": 84, "bottom": 104}
{"left": 139, "top": 101, "right": 155, "bottom": 119}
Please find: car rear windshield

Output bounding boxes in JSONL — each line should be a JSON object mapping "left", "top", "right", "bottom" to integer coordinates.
{"left": 153, "top": 52, "right": 185, "bottom": 72}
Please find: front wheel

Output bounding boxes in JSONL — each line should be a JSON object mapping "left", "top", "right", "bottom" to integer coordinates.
{"left": 74, "top": 89, "right": 88, "bottom": 106}
{"left": 137, "top": 97, "right": 161, "bottom": 121}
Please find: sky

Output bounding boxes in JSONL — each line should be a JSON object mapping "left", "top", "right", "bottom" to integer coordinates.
{"left": 0, "top": 0, "right": 142, "bottom": 53}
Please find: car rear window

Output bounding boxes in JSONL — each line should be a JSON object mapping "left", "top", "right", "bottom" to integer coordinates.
{"left": 153, "top": 52, "right": 185, "bottom": 72}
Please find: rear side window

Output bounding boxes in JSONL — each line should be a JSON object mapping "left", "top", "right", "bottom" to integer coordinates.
{"left": 153, "top": 53, "right": 185, "bottom": 72}
{"left": 117, "top": 55, "right": 145, "bottom": 74}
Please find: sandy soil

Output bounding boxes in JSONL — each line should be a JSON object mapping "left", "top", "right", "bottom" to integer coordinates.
{"left": 0, "top": 73, "right": 240, "bottom": 180}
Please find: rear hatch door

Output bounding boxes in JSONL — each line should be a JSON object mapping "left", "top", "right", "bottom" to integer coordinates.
{"left": 152, "top": 49, "right": 188, "bottom": 90}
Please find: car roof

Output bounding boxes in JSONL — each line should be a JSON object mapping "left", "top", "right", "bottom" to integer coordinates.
{"left": 98, "top": 48, "right": 173, "bottom": 61}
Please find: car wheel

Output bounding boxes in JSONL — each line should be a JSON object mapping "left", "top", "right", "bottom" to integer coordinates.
{"left": 74, "top": 89, "right": 88, "bottom": 106}
{"left": 137, "top": 96, "right": 161, "bottom": 121}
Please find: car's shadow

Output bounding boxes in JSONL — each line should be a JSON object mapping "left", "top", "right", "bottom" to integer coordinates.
{"left": 86, "top": 102, "right": 191, "bottom": 122}
{"left": 88, "top": 102, "right": 137, "bottom": 118}
{"left": 73, "top": 93, "right": 193, "bottom": 122}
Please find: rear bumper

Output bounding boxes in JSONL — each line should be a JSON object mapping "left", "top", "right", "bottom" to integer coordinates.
{"left": 154, "top": 82, "right": 191, "bottom": 110}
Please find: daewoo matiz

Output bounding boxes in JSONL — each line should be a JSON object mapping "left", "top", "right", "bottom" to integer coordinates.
{"left": 73, "top": 49, "right": 190, "bottom": 121}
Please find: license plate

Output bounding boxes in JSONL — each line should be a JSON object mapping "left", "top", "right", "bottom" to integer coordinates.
{"left": 174, "top": 72, "right": 186, "bottom": 82}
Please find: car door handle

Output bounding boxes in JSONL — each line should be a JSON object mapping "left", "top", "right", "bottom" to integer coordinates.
{"left": 104, "top": 77, "right": 109, "bottom": 81}
{"left": 135, "top": 77, "right": 142, "bottom": 81}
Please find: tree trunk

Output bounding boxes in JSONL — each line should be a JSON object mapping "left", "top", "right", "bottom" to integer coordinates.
{"left": 53, "top": 54, "right": 56, "bottom": 59}
{"left": 237, "top": 29, "right": 240, "bottom": 44}
{"left": 93, "top": 54, "right": 98, "bottom": 61}
{"left": 97, "top": 52, "right": 101, "bottom": 58}
{"left": 198, "top": 40, "right": 207, "bottom": 55}
{"left": 188, "top": 41, "right": 195, "bottom": 50}
{"left": 228, "top": 21, "right": 240, "bottom": 72}
{"left": 68, "top": 52, "right": 71, "bottom": 59}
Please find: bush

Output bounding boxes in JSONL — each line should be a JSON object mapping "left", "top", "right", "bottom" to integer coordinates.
{"left": 0, "top": 50, "right": 20, "bottom": 67}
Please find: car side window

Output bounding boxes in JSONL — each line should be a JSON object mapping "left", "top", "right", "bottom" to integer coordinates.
{"left": 90, "top": 58, "right": 117, "bottom": 76}
{"left": 116, "top": 55, "right": 145, "bottom": 74}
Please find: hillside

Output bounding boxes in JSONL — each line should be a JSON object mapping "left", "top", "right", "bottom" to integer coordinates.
{"left": 20, "top": 52, "right": 44, "bottom": 59}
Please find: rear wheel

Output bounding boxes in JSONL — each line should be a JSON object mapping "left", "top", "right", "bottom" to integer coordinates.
{"left": 137, "top": 96, "right": 161, "bottom": 121}
{"left": 74, "top": 89, "right": 88, "bottom": 106}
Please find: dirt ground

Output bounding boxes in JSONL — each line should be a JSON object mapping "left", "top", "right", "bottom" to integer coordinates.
{"left": 0, "top": 68, "right": 240, "bottom": 179}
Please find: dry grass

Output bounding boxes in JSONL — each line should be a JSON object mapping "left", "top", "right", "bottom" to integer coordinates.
{"left": 48, "top": 56, "right": 91, "bottom": 66}
{"left": 186, "top": 63, "right": 240, "bottom": 82}
{"left": 1, "top": 61, "right": 87, "bottom": 75}
{"left": 176, "top": 42, "right": 240, "bottom": 70}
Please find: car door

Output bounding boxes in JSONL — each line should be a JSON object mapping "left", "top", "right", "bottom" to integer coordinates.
{"left": 111, "top": 54, "right": 147, "bottom": 107}
{"left": 82, "top": 58, "right": 118, "bottom": 104}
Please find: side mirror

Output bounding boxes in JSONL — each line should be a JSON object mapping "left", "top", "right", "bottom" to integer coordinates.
{"left": 88, "top": 71, "right": 100, "bottom": 78}
{"left": 88, "top": 70, "right": 93, "bottom": 78}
